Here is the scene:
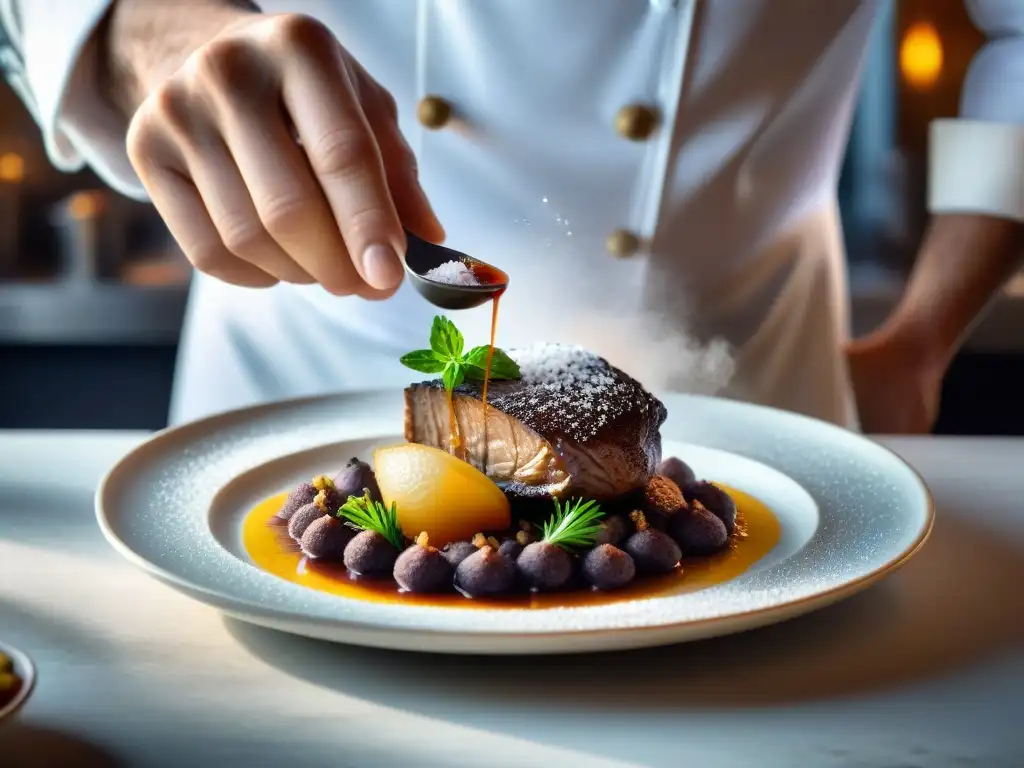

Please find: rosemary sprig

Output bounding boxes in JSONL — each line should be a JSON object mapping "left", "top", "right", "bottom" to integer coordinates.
{"left": 541, "top": 497, "right": 605, "bottom": 551}
{"left": 337, "top": 492, "right": 405, "bottom": 550}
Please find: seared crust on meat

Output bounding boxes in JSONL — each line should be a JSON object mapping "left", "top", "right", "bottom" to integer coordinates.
{"left": 405, "top": 344, "right": 666, "bottom": 500}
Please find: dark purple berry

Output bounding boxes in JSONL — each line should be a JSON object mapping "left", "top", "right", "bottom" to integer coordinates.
{"left": 593, "top": 514, "right": 629, "bottom": 546}
{"left": 624, "top": 529, "right": 681, "bottom": 574}
{"left": 516, "top": 542, "right": 573, "bottom": 591}
{"left": 498, "top": 538, "right": 524, "bottom": 560}
{"left": 300, "top": 516, "right": 354, "bottom": 560}
{"left": 288, "top": 502, "right": 325, "bottom": 541}
{"left": 334, "top": 458, "right": 382, "bottom": 503}
{"left": 441, "top": 540, "right": 477, "bottom": 568}
{"left": 343, "top": 531, "right": 399, "bottom": 576}
{"left": 394, "top": 541, "right": 453, "bottom": 593}
{"left": 276, "top": 482, "right": 317, "bottom": 521}
{"left": 644, "top": 475, "right": 686, "bottom": 520}
{"left": 582, "top": 544, "right": 636, "bottom": 590}
{"left": 658, "top": 457, "right": 696, "bottom": 488}
{"left": 681, "top": 481, "right": 737, "bottom": 534}
{"left": 669, "top": 503, "right": 729, "bottom": 555}
{"left": 454, "top": 546, "right": 517, "bottom": 597}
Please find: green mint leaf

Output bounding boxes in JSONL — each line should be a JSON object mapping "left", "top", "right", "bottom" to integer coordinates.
{"left": 442, "top": 362, "right": 465, "bottom": 393}
{"left": 461, "top": 345, "right": 489, "bottom": 370}
{"left": 399, "top": 349, "right": 446, "bottom": 375}
{"left": 482, "top": 348, "right": 521, "bottom": 379}
{"left": 430, "top": 315, "right": 464, "bottom": 361}
{"left": 462, "top": 346, "right": 522, "bottom": 381}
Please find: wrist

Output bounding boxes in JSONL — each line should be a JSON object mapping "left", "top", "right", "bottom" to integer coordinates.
{"left": 868, "top": 312, "right": 955, "bottom": 375}
{"left": 98, "top": 0, "right": 258, "bottom": 117}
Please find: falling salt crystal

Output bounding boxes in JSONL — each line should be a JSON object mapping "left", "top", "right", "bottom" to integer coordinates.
{"left": 423, "top": 260, "right": 481, "bottom": 286}
{"left": 567, "top": 231, "right": 573, "bottom": 236}
{"left": 555, "top": 217, "right": 562, "bottom": 223}
{"left": 541, "top": 197, "right": 549, "bottom": 203}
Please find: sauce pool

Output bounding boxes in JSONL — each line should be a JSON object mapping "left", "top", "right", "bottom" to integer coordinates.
{"left": 242, "top": 483, "right": 781, "bottom": 610}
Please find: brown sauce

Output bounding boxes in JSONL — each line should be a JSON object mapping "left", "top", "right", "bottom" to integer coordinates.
{"left": 242, "top": 483, "right": 780, "bottom": 610}
{"left": 444, "top": 259, "right": 508, "bottom": 460}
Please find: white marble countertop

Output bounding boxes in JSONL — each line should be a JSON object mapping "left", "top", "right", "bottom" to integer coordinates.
{"left": 0, "top": 431, "right": 1021, "bottom": 768}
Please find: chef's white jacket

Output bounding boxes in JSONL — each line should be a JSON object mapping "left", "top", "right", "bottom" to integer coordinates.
{"left": 3, "top": 0, "right": 1024, "bottom": 427}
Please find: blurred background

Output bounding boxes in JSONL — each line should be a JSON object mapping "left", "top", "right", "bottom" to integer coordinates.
{"left": 1, "top": 0, "right": 1023, "bottom": 432}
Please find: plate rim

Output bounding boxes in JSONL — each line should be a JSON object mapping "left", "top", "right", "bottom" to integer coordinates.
{"left": 95, "top": 390, "right": 935, "bottom": 641}
{"left": 0, "top": 640, "right": 37, "bottom": 725}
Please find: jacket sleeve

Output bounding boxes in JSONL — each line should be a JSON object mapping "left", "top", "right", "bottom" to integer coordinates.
{"left": 0, "top": 0, "right": 147, "bottom": 200}
{"left": 930, "top": 1, "right": 1024, "bottom": 222}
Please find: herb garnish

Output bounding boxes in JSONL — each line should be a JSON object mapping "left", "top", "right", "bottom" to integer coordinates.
{"left": 337, "top": 492, "right": 405, "bottom": 550}
{"left": 541, "top": 497, "right": 605, "bottom": 551}
{"left": 400, "top": 315, "right": 521, "bottom": 397}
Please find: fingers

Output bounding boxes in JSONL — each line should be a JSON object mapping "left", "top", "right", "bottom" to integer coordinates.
{"left": 213, "top": 97, "right": 373, "bottom": 297}
{"left": 279, "top": 25, "right": 406, "bottom": 292}
{"left": 364, "top": 86, "right": 445, "bottom": 245}
{"left": 182, "top": 137, "right": 317, "bottom": 286}
{"left": 124, "top": 13, "right": 437, "bottom": 299}
{"left": 143, "top": 167, "right": 279, "bottom": 289}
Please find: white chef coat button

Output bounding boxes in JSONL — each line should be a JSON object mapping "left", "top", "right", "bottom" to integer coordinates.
{"left": 615, "top": 104, "right": 660, "bottom": 141}
{"left": 417, "top": 95, "right": 453, "bottom": 130}
{"left": 606, "top": 229, "right": 641, "bottom": 258}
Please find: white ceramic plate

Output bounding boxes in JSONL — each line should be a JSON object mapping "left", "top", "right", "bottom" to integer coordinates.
{"left": 0, "top": 641, "right": 36, "bottom": 729}
{"left": 96, "top": 391, "right": 932, "bottom": 655}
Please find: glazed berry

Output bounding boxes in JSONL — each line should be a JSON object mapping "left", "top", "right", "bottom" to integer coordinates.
{"left": 516, "top": 541, "right": 573, "bottom": 590}
{"left": 276, "top": 482, "right": 317, "bottom": 521}
{"left": 625, "top": 511, "right": 681, "bottom": 574}
{"left": 441, "top": 540, "right": 477, "bottom": 568}
{"left": 343, "top": 530, "right": 399, "bottom": 576}
{"left": 582, "top": 544, "right": 636, "bottom": 590}
{"left": 644, "top": 475, "right": 686, "bottom": 519}
{"left": 288, "top": 502, "right": 325, "bottom": 541}
{"left": 658, "top": 457, "right": 696, "bottom": 489}
{"left": 498, "top": 538, "right": 524, "bottom": 561}
{"left": 669, "top": 502, "right": 728, "bottom": 555}
{"left": 394, "top": 533, "right": 453, "bottom": 593}
{"left": 681, "top": 480, "right": 737, "bottom": 533}
{"left": 334, "top": 457, "right": 382, "bottom": 503}
{"left": 454, "top": 546, "right": 517, "bottom": 597}
{"left": 300, "top": 516, "right": 354, "bottom": 560}
{"left": 593, "top": 514, "right": 629, "bottom": 546}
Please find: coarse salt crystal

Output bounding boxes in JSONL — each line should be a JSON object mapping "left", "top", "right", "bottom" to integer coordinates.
{"left": 423, "top": 260, "right": 481, "bottom": 286}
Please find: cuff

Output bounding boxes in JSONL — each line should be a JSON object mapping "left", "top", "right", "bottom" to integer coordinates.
{"left": 929, "top": 118, "right": 1024, "bottom": 223}
{"left": 3, "top": 0, "right": 148, "bottom": 200}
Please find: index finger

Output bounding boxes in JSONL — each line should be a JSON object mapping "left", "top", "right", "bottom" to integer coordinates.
{"left": 281, "top": 42, "right": 406, "bottom": 292}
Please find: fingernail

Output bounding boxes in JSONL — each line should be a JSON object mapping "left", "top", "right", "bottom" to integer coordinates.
{"left": 362, "top": 244, "right": 404, "bottom": 289}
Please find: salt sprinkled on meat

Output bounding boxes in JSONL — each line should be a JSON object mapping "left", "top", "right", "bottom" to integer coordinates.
{"left": 423, "top": 260, "right": 481, "bottom": 286}
{"left": 463, "top": 343, "right": 665, "bottom": 443}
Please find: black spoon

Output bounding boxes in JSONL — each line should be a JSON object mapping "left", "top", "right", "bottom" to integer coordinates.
{"left": 402, "top": 230, "right": 508, "bottom": 310}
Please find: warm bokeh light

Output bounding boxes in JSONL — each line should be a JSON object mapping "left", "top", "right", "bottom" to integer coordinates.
{"left": 0, "top": 152, "right": 24, "bottom": 183}
{"left": 900, "top": 22, "right": 944, "bottom": 90}
{"left": 68, "top": 190, "right": 105, "bottom": 220}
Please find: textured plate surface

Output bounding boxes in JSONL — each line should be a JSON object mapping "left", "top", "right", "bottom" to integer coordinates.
{"left": 96, "top": 391, "right": 932, "bottom": 654}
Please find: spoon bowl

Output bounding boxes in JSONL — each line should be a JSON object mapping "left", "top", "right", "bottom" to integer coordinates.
{"left": 403, "top": 230, "right": 508, "bottom": 310}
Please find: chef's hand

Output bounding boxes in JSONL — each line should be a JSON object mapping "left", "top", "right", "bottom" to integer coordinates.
{"left": 845, "top": 332, "right": 944, "bottom": 434}
{"left": 101, "top": 1, "right": 444, "bottom": 296}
